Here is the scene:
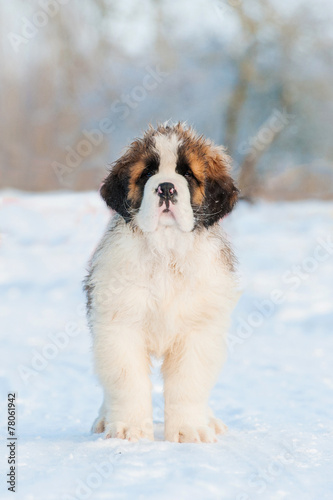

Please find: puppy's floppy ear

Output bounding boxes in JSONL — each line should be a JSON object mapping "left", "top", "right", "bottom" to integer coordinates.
{"left": 100, "top": 160, "right": 131, "bottom": 222}
{"left": 203, "top": 146, "right": 239, "bottom": 227}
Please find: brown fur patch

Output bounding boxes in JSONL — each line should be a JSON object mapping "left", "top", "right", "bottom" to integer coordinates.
{"left": 128, "top": 160, "right": 146, "bottom": 204}
{"left": 204, "top": 145, "right": 238, "bottom": 213}
{"left": 187, "top": 155, "right": 206, "bottom": 205}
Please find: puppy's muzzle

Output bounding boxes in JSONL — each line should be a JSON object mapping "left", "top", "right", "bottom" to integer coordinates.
{"left": 157, "top": 183, "right": 177, "bottom": 209}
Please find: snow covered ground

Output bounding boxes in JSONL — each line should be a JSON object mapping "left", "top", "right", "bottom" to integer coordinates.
{"left": 0, "top": 190, "right": 332, "bottom": 500}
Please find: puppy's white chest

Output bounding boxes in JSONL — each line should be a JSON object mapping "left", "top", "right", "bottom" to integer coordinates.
{"left": 140, "top": 246, "right": 227, "bottom": 356}
{"left": 89, "top": 221, "right": 236, "bottom": 357}
{"left": 143, "top": 262, "right": 197, "bottom": 355}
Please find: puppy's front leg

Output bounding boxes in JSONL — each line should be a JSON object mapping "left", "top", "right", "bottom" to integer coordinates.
{"left": 93, "top": 327, "right": 153, "bottom": 441}
{"left": 163, "top": 329, "right": 227, "bottom": 443}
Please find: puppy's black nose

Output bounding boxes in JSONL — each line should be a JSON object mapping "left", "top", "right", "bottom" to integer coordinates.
{"left": 157, "top": 182, "right": 177, "bottom": 200}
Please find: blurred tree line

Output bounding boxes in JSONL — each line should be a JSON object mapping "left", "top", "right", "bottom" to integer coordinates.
{"left": 1, "top": 0, "right": 333, "bottom": 199}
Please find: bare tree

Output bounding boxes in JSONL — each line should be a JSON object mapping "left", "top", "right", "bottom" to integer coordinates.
{"left": 221, "top": 0, "right": 333, "bottom": 197}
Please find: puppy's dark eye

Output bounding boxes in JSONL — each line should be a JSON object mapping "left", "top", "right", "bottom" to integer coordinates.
{"left": 138, "top": 155, "right": 159, "bottom": 181}
{"left": 140, "top": 169, "right": 154, "bottom": 180}
{"left": 184, "top": 170, "right": 194, "bottom": 178}
{"left": 146, "top": 155, "right": 159, "bottom": 170}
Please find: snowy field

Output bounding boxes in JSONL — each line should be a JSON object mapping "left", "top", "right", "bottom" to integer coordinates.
{"left": 0, "top": 190, "right": 332, "bottom": 500}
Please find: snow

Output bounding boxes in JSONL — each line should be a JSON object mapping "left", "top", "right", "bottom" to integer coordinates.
{"left": 0, "top": 191, "right": 332, "bottom": 500}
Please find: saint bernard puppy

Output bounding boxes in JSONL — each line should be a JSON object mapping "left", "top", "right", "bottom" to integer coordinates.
{"left": 84, "top": 122, "right": 239, "bottom": 443}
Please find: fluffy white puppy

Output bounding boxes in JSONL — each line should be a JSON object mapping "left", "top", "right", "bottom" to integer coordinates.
{"left": 84, "top": 123, "right": 239, "bottom": 443}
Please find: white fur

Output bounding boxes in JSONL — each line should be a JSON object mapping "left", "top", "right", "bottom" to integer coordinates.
{"left": 136, "top": 133, "right": 194, "bottom": 233}
{"left": 87, "top": 215, "right": 238, "bottom": 443}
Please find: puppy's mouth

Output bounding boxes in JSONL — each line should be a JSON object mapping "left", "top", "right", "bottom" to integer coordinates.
{"left": 158, "top": 197, "right": 177, "bottom": 210}
{"left": 160, "top": 203, "right": 175, "bottom": 215}
{"left": 158, "top": 200, "right": 177, "bottom": 225}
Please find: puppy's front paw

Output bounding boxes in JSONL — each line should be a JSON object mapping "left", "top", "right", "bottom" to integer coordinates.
{"left": 104, "top": 421, "right": 154, "bottom": 442}
{"left": 165, "top": 423, "right": 218, "bottom": 443}
{"left": 91, "top": 416, "right": 106, "bottom": 434}
{"left": 208, "top": 416, "right": 228, "bottom": 435}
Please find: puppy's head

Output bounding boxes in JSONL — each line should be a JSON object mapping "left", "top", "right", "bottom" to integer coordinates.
{"left": 101, "top": 123, "right": 238, "bottom": 232}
